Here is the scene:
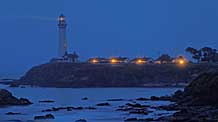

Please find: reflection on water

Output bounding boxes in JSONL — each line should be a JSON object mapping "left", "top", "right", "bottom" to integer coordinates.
{"left": 0, "top": 85, "right": 182, "bottom": 122}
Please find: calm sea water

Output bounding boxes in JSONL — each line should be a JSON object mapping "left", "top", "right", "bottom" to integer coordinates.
{"left": 0, "top": 85, "right": 182, "bottom": 122}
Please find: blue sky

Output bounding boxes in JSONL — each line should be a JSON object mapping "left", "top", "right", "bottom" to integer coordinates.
{"left": 0, "top": 0, "right": 218, "bottom": 77}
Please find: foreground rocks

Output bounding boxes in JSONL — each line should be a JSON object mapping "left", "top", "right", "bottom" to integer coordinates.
{"left": 42, "top": 106, "right": 96, "bottom": 112}
{"left": 157, "top": 72, "right": 218, "bottom": 122}
{"left": 157, "top": 105, "right": 218, "bottom": 122}
{"left": 0, "top": 89, "right": 32, "bottom": 106}
{"left": 117, "top": 103, "right": 152, "bottom": 115}
{"left": 135, "top": 96, "right": 172, "bottom": 102}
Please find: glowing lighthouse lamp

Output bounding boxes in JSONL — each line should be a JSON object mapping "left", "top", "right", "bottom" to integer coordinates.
{"left": 59, "top": 16, "right": 65, "bottom": 21}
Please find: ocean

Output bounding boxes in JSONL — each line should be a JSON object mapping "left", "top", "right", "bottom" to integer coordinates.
{"left": 0, "top": 84, "right": 182, "bottom": 122}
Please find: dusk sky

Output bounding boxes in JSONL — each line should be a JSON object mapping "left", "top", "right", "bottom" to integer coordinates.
{"left": 1, "top": 0, "right": 218, "bottom": 77}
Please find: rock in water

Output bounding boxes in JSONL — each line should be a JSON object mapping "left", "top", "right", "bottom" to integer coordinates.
{"left": 75, "top": 119, "right": 87, "bottom": 122}
{"left": 34, "top": 114, "right": 55, "bottom": 120}
{"left": 0, "top": 89, "right": 32, "bottom": 105}
{"left": 39, "top": 100, "right": 55, "bottom": 103}
{"left": 124, "top": 118, "right": 138, "bottom": 121}
{"left": 81, "top": 97, "right": 88, "bottom": 100}
{"left": 5, "top": 112, "right": 21, "bottom": 115}
{"left": 96, "top": 102, "right": 110, "bottom": 106}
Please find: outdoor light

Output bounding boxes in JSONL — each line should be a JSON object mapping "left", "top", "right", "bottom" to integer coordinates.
{"left": 111, "top": 58, "right": 118, "bottom": 64}
{"left": 92, "top": 59, "right": 98, "bottom": 63}
{"left": 177, "top": 58, "right": 187, "bottom": 68}
{"left": 136, "top": 59, "right": 145, "bottom": 64}
{"left": 179, "top": 60, "right": 185, "bottom": 65}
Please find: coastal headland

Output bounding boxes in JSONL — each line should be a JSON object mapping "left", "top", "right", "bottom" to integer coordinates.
{"left": 13, "top": 62, "right": 218, "bottom": 88}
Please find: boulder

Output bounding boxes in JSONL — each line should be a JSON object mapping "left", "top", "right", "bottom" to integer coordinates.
{"left": 39, "top": 100, "right": 55, "bottom": 103}
{"left": 75, "top": 119, "right": 87, "bottom": 122}
{"left": 34, "top": 114, "right": 55, "bottom": 120}
{"left": 126, "top": 103, "right": 149, "bottom": 108}
{"left": 9, "top": 84, "right": 19, "bottom": 87}
{"left": 0, "top": 89, "right": 32, "bottom": 106}
{"left": 81, "top": 97, "right": 88, "bottom": 100}
{"left": 5, "top": 112, "right": 21, "bottom": 115}
{"left": 85, "top": 107, "right": 96, "bottom": 110}
{"left": 125, "top": 118, "right": 138, "bottom": 121}
{"left": 143, "top": 96, "right": 172, "bottom": 101}
{"left": 96, "top": 102, "right": 110, "bottom": 106}
{"left": 136, "top": 97, "right": 149, "bottom": 101}
{"left": 150, "top": 96, "right": 160, "bottom": 100}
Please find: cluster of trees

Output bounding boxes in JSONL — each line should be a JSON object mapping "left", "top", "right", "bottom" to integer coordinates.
{"left": 156, "top": 54, "right": 172, "bottom": 62}
{"left": 186, "top": 47, "right": 218, "bottom": 63}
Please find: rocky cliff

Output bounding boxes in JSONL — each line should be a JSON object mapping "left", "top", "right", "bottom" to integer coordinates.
{"left": 14, "top": 62, "right": 218, "bottom": 87}
{"left": 173, "top": 72, "right": 218, "bottom": 105}
{"left": 158, "top": 72, "right": 218, "bottom": 121}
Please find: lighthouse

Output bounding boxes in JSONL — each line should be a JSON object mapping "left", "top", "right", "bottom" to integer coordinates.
{"left": 58, "top": 14, "right": 67, "bottom": 57}
{"left": 49, "top": 14, "right": 79, "bottom": 63}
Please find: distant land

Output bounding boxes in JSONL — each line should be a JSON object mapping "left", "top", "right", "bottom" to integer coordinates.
{"left": 12, "top": 62, "right": 218, "bottom": 88}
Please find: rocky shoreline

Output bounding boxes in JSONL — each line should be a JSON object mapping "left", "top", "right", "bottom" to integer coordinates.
{"left": 3, "top": 70, "right": 218, "bottom": 121}
{"left": 110, "top": 72, "right": 218, "bottom": 122}
{"left": 155, "top": 72, "right": 218, "bottom": 122}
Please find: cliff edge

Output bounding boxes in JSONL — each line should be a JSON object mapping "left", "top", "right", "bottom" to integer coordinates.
{"left": 13, "top": 63, "right": 218, "bottom": 87}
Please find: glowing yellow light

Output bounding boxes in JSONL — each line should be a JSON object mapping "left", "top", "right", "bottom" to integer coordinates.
{"left": 111, "top": 58, "right": 118, "bottom": 64}
{"left": 92, "top": 59, "right": 98, "bottom": 63}
{"left": 179, "top": 60, "right": 185, "bottom": 65}
{"left": 136, "top": 59, "right": 145, "bottom": 64}
{"left": 155, "top": 61, "right": 161, "bottom": 64}
{"left": 177, "top": 59, "right": 187, "bottom": 68}
{"left": 138, "top": 59, "right": 142, "bottom": 63}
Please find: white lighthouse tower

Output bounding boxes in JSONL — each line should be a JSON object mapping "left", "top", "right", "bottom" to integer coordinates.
{"left": 49, "top": 14, "right": 79, "bottom": 63}
{"left": 58, "top": 14, "right": 67, "bottom": 57}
